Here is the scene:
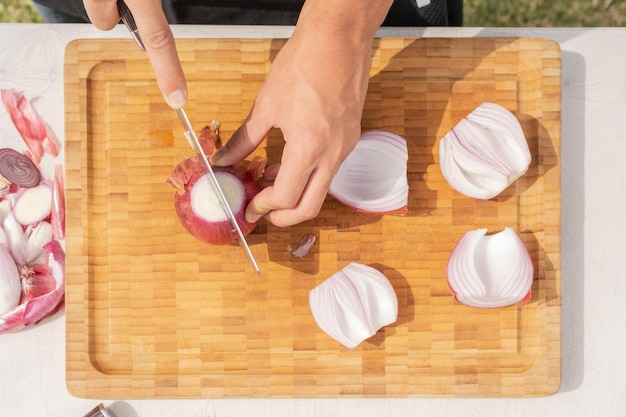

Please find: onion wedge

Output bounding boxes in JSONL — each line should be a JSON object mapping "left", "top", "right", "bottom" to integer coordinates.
{"left": 446, "top": 227, "right": 533, "bottom": 308}
{"left": 309, "top": 263, "right": 398, "bottom": 348}
{"left": 439, "top": 102, "right": 531, "bottom": 199}
{"left": 330, "top": 130, "right": 408, "bottom": 214}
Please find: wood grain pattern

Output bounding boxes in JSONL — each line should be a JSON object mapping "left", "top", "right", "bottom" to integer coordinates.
{"left": 65, "top": 38, "right": 561, "bottom": 398}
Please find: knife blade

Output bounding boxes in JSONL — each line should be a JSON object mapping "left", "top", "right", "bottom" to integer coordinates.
{"left": 117, "top": 0, "right": 261, "bottom": 274}
{"left": 177, "top": 109, "right": 261, "bottom": 274}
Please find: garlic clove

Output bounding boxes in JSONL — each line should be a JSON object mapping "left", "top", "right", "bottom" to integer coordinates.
{"left": 439, "top": 102, "right": 531, "bottom": 199}
{"left": 447, "top": 227, "right": 534, "bottom": 308}
{"left": 329, "top": 130, "right": 408, "bottom": 214}
{"left": 309, "top": 263, "right": 398, "bottom": 349}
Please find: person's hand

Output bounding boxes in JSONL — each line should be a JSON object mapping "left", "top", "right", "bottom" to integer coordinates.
{"left": 82, "top": 0, "right": 188, "bottom": 108}
{"left": 211, "top": 0, "right": 392, "bottom": 227}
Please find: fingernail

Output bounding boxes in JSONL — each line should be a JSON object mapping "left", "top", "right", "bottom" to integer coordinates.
{"left": 245, "top": 210, "right": 261, "bottom": 224}
{"left": 166, "top": 90, "right": 187, "bottom": 109}
{"left": 210, "top": 148, "right": 224, "bottom": 165}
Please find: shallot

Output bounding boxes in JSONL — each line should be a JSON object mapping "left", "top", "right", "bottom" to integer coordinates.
{"left": 309, "top": 263, "right": 398, "bottom": 348}
{"left": 446, "top": 227, "right": 533, "bottom": 308}
{"left": 439, "top": 102, "right": 531, "bottom": 199}
{"left": 167, "top": 122, "right": 266, "bottom": 245}
{"left": 329, "top": 130, "right": 408, "bottom": 214}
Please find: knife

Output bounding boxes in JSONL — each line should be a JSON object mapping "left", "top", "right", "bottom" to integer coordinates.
{"left": 117, "top": 0, "right": 261, "bottom": 274}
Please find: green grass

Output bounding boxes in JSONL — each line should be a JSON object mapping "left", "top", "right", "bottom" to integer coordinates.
{"left": 1, "top": 0, "right": 42, "bottom": 23}
{"left": 464, "top": 0, "right": 626, "bottom": 27}
{"left": 1, "top": 0, "right": 625, "bottom": 26}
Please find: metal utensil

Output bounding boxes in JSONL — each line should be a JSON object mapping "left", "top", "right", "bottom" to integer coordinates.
{"left": 116, "top": 0, "right": 260, "bottom": 274}
{"left": 177, "top": 108, "right": 260, "bottom": 274}
{"left": 117, "top": 0, "right": 145, "bottom": 51}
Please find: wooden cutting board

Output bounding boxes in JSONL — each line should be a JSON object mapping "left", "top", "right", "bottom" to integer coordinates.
{"left": 65, "top": 38, "right": 561, "bottom": 398}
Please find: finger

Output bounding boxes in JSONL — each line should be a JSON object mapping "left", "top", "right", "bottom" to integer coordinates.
{"left": 126, "top": 0, "right": 187, "bottom": 108}
{"left": 260, "top": 168, "right": 331, "bottom": 228}
{"left": 263, "top": 163, "right": 281, "bottom": 182}
{"left": 211, "top": 101, "right": 273, "bottom": 166}
{"left": 245, "top": 153, "right": 315, "bottom": 224}
{"left": 83, "top": 0, "right": 120, "bottom": 30}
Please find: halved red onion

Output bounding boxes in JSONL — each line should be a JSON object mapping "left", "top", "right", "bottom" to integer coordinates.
{"left": 439, "top": 102, "right": 531, "bottom": 199}
{"left": 329, "top": 130, "right": 408, "bottom": 214}
{"left": 167, "top": 123, "right": 265, "bottom": 245}
{"left": 447, "top": 227, "right": 533, "bottom": 308}
{"left": 0, "top": 148, "right": 41, "bottom": 188}
{"left": 309, "top": 262, "right": 398, "bottom": 348}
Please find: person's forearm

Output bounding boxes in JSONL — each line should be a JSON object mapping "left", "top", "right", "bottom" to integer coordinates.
{"left": 296, "top": 0, "right": 394, "bottom": 44}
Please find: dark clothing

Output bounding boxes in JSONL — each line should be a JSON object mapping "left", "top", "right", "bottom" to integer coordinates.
{"left": 33, "top": 0, "right": 462, "bottom": 26}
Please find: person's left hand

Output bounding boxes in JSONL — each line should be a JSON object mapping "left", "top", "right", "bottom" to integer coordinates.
{"left": 211, "top": 22, "right": 373, "bottom": 227}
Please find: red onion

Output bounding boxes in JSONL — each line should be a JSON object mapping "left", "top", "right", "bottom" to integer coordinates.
{"left": 446, "top": 227, "right": 533, "bottom": 308}
{"left": 439, "top": 102, "right": 531, "bottom": 199}
{"left": 0, "top": 148, "right": 41, "bottom": 188}
{"left": 167, "top": 123, "right": 265, "bottom": 245}
{"left": 309, "top": 263, "right": 398, "bottom": 349}
{"left": 0, "top": 240, "right": 65, "bottom": 333}
{"left": 329, "top": 130, "right": 408, "bottom": 214}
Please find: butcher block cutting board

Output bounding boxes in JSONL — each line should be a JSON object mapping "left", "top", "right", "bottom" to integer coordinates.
{"left": 65, "top": 38, "right": 561, "bottom": 398}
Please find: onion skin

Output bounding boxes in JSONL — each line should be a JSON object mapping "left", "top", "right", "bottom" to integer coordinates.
{"left": 439, "top": 102, "right": 531, "bottom": 200}
{"left": 1, "top": 89, "right": 60, "bottom": 164}
{"left": 167, "top": 123, "right": 266, "bottom": 245}
{"left": 0, "top": 240, "right": 65, "bottom": 334}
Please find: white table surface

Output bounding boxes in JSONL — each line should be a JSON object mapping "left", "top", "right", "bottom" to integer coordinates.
{"left": 0, "top": 23, "right": 623, "bottom": 417}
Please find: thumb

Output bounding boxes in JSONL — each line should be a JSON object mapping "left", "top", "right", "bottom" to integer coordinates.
{"left": 211, "top": 103, "right": 273, "bottom": 166}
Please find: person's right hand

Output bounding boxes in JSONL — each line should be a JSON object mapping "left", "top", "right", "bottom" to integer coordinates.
{"left": 82, "top": 0, "right": 188, "bottom": 109}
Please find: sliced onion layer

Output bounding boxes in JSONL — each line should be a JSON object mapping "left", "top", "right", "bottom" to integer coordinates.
{"left": 330, "top": 130, "right": 408, "bottom": 214}
{"left": 0, "top": 148, "right": 41, "bottom": 188}
{"left": 447, "top": 227, "right": 533, "bottom": 308}
{"left": 439, "top": 102, "right": 531, "bottom": 199}
{"left": 309, "top": 262, "right": 398, "bottom": 348}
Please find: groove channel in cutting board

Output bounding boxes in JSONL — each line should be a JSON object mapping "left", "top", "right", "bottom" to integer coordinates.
{"left": 65, "top": 38, "right": 561, "bottom": 398}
